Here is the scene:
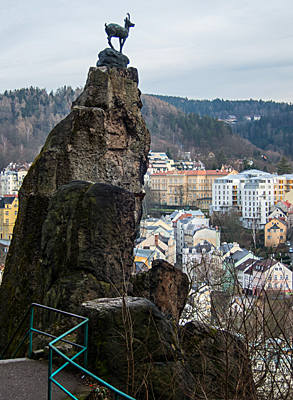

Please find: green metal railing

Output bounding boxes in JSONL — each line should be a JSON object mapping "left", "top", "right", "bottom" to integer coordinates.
{"left": 0, "top": 303, "right": 135, "bottom": 400}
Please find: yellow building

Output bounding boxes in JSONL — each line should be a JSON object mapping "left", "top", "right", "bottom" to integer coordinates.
{"left": 151, "top": 169, "right": 238, "bottom": 210}
{"left": 0, "top": 196, "right": 18, "bottom": 240}
{"left": 265, "top": 217, "right": 287, "bottom": 248}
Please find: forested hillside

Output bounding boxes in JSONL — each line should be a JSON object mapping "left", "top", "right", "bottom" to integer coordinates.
{"left": 0, "top": 86, "right": 82, "bottom": 168}
{"left": 141, "top": 95, "right": 280, "bottom": 170}
{"left": 0, "top": 87, "right": 289, "bottom": 171}
{"left": 149, "top": 94, "right": 293, "bottom": 158}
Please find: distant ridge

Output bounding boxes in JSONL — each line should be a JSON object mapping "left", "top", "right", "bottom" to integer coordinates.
{"left": 0, "top": 87, "right": 290, "bottom": 171}
{"left": 146, "top": 94, "right": 293, "bottom": 161}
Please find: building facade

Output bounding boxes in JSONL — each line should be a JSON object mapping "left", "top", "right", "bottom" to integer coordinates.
{"left": 264, "top": 218, "right": 287, "bottom": 248}
{"left": 0, "top": 195, "right": 18, "bottom": 240}
{"left": 151, "top": 169, "right": 237, "bottom": 210}
{"left": 1, "top": 163, "right": 31, "bottom": 195}
{"left": 212, "top": 170, "right": 293, "bottom": 228}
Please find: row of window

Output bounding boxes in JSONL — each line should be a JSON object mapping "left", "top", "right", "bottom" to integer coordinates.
{"left": 268, "top": 274, "right": 289, "bottom": 280}
{"left": 267, "top": 283, "right": 289, "bottom": 289}
{"left": 152, "top": 178, "right": 214, "bottom": 184}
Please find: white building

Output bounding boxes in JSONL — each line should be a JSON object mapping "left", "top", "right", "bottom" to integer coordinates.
{"left": 212, "top": 170, "right": 277, "bottom": 228}
{"left": 235, "top": 259, "right": 293, "bottom": 294}
{"left": 1, "top": 163, "right": 31, "bottom": 195}
{"left": 147, "top": 151, "right": 174, "bottom": 174}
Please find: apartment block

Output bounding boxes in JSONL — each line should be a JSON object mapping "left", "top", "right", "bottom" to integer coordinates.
{"left": 212, "top": 169, "right": 293, "bottom": 228}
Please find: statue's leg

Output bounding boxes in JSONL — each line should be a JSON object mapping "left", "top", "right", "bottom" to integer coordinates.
{"left": 120, "top": 38, "right": 125, "bottom": 53}
{"left": 108, "top": 37, "right": 114, "bottom": 50}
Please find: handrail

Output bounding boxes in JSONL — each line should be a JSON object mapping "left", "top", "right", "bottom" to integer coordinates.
{"left": 1, "top": 303, "right": 135, "bottom": 400}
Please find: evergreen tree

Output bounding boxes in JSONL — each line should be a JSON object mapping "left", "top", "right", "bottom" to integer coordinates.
{"left": 166, "top": 148, "right": 172, "bottom": 159}
{"left": 276, "top": 156, "right": 292, "bottom": 175}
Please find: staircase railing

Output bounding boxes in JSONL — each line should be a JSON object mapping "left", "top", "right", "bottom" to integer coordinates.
{"left": 0, "top": 303, "right": 135, "bottom": 400}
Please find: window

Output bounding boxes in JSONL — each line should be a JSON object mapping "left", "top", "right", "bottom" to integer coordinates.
{"left": 5, "top": 211, "right": 8, "bottom": 215}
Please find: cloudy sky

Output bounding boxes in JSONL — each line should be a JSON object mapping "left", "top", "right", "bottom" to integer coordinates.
{"left": 1, "top": 0, "right": 293, "bottom": 102}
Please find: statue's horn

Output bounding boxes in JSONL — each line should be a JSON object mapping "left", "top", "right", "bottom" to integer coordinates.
{"left": 126, "top": 13, "right": 130, "bottom": 19}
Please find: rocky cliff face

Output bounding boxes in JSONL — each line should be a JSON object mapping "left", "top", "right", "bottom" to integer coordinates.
{"left": 0, "top": 66, "right": 150, "bottom": 347}
{"left": 79, "top": 297, "right": 256, "bottom": 400}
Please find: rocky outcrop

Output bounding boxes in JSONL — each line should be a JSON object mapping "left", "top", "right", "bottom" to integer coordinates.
{"left": 78, "top": 297, "right": 196, "bottom": 400}
{"left": 0, "top": 66, "right": 150, "bottom": 348}
{"left": 130, "top": 259, "right": 189, "bottom": 323}
{"left": 41, "top": 181, "right": 136, "bottom": 311}
{"left": 97, "top": 48, "right": 130, "bottom": 68}
{"left": 79, "top": 297, "right": 255, "bottom": 400}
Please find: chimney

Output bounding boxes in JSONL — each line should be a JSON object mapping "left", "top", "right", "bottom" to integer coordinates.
{"left": 155, "top": 234, "right": 159, "bottom": 246}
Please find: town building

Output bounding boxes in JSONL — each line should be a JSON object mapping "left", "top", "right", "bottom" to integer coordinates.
{"left": 136, "top": 217, "right": 176, "bottom": 267}
{"left": 135, "top": 233, "right": 176, "bottom": 265}
{"left": 151, "top": 169, "right": 237, "bottom": 210}
{"left": 212, "top": 170, "right": 293, "bottom": 228}
{"left": 1, "top": 163, "right": 31, "bottom": 195}
{"left": 0, "top": 195, "right": 18, "bottom": 240}
{"left": 147, "top": 151, "right": 175, "bottom": 174}
{"left": 235, "top": 258, "right": 293, "bottom": 295}
{"left": 182, "top": 240, "right": 222, "bottom": 288}
{"left": 264, "top": 218, "right": 287, "bottom": 248}
{"left": 275, "top": 200, "right": 293, "bottom": 228}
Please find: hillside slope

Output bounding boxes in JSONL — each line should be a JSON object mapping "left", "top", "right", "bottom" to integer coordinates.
{"left": 141, "top": 94, "right": 280, "bottom": 170}
{"left": 0, "top": 87, "right": 284, "bottom": 171}
{"left": 148, "top": 94, "right": 293, "bottom": 159}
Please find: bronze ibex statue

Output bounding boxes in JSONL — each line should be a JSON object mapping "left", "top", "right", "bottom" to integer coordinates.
{"left": 105, "top": 13, "right": 135, "bottom": 53}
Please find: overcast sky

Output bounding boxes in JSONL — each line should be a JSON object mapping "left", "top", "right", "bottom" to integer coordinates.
{"left": 1, "top": 0, "right": 293, "bottom": 102}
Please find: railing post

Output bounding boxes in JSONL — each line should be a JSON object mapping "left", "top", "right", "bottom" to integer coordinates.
{"left": 28, "top": 305, "right": 34, "bottom": 358}
{"left": 84, "top": 320, "right": 88, "bottom": 369}
{"left": 48, "top": 346, "right": 53, "bottom": 400}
